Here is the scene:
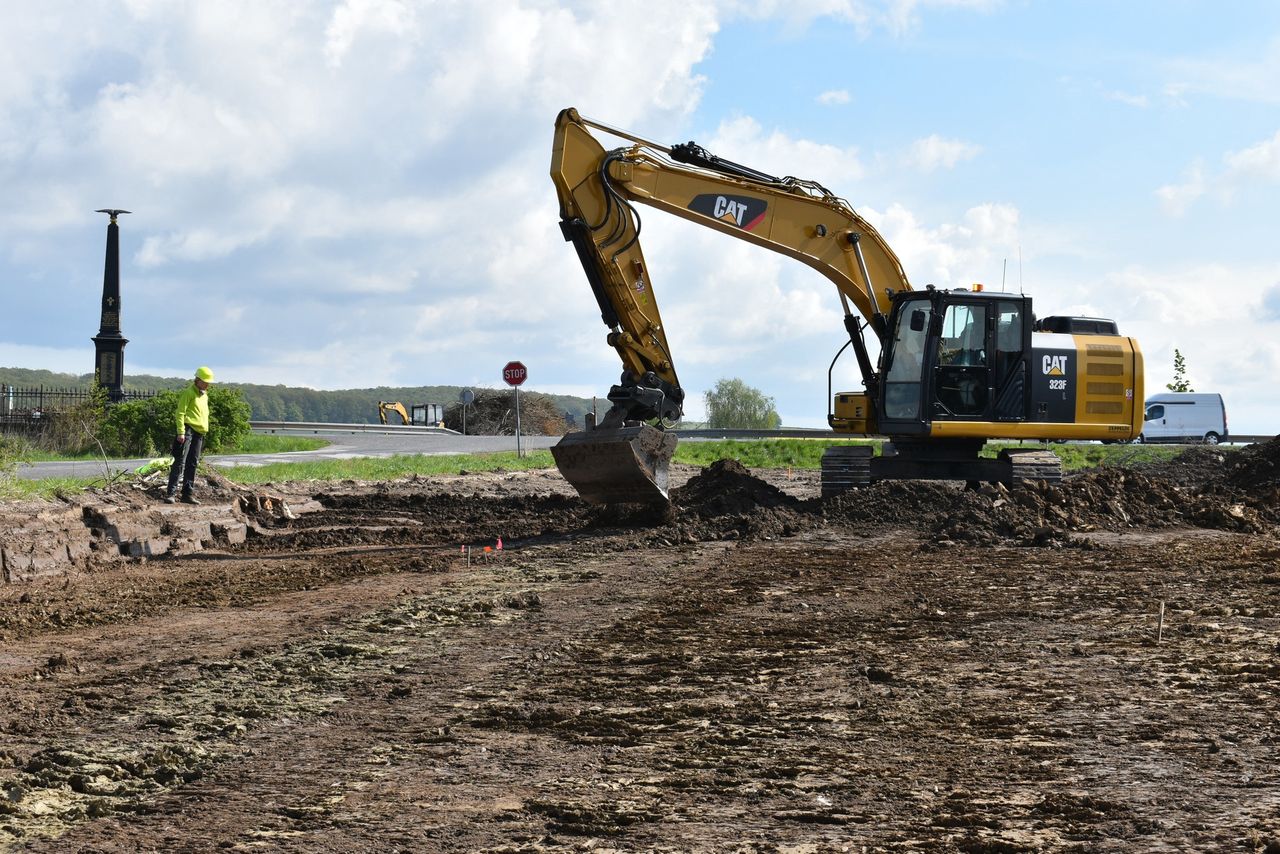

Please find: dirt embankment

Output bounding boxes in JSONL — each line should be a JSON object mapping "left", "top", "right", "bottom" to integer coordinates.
{"left": 0, "top": 442, "right": 1278, "bottom": 851}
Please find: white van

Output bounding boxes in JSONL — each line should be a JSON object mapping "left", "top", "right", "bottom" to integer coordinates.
{"left": 1140, "top": 393, "right": 1228, "bottom": 444}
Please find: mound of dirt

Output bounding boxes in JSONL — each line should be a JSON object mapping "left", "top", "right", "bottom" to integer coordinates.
{"left": 1139, "top": 446, "right": 1234, "bottom": 487}
{"left": 670, "top": 459, "right": 799, "bottom": 517}
{"left": 1201, "top": 436, "right": 1280, "bottom": 515}
{"left": 824, "top": 463, "right": 1267, "bottom": 548}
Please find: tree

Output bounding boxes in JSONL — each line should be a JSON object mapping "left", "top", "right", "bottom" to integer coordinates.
{"left": 704, "top": 378, "right": 782, "bottom": 429}
{"left": 1167, "top": 348, "right": 1194, "bottom": 393}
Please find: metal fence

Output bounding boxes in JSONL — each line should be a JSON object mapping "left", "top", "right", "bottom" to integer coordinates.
{"left": 0, "top": 385, "right": 157, "bottom": 436}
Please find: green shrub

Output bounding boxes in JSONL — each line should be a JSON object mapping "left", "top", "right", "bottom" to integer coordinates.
{"left": 98, "top": 392, "right": 175, "bottom": 457}
{"left": 97, "top": 385, "right": 252, "bottom": 456}
{"left": 0, "top": 432, "right": 30, "bottom": 483}
{"left": 205, "top": 386, "right": 252, "bottom": 452}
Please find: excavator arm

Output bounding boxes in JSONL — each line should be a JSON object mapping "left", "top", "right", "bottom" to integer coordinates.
{"left": 550, "top": 107, "right": 912, "bottom": 503}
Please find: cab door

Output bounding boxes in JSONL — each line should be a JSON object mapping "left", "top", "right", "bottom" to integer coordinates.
{"left": 991, "top": 300, "right": 1027, "bottom": 421}
{"left": 933, "top": 302, "right": 991, "bottom": 420}
{"left": 881, "top": 301, "right": 935, "bottom": 424}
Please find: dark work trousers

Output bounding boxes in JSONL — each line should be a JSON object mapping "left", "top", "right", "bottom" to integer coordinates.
{"left": 167, "top": 426, "right": 206, "bottom": 497}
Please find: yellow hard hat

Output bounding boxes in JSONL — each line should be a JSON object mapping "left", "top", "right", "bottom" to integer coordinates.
{"left": 195, "top": 366, "right": 215, "bottom": 382}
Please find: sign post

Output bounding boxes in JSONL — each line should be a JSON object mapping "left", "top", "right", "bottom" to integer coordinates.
{"left": 459, "top": 388, "right": 474, "bottom": 436}
{"left": 502, "top": 361, "right": 527, "bottom": 457}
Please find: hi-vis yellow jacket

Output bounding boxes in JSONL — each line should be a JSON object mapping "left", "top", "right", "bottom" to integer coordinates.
{"left": 174, "top": 383, "right": 210, "bottom": 436}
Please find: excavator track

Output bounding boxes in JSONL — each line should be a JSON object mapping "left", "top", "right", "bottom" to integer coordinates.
{"left": 819, "top": 444, "right": 1064, "bottom": 496}
{"left": 551, "top": 425, "right": 678, "bottom": 505}
{"left": 1002, "top": 449, "right": 1064, "bottom": 485}
{"left": 820, "top": 446, "right": 873, "bottom": 498}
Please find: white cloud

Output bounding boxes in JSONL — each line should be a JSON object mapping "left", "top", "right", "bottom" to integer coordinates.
{"left": 1159, "top": 130, "right": 1280, "bottom": 215}
{"left": 1021, "top": 260, "right": 1280, "bottom": 429}
{"left": 1223, "top": 130, "right": 1280, "bottom": 181}
{"left": 1164, "top": 35, "right": 1280, "bottom": 106}
{"left": 1155, "top": 159, "right": 1207, "bottom": 216}
{"left": 866, "top": 202, "right": 1019, "bottom": 288}
{"left": 708, "top": 115, "right": 865, "bottom": 185}
{"left": 817, "top": 89, "right": 851, "bottom": 105}
{"left": 904, "top": 134, "right": 981, "bottom": 172}
{"left": 1105, "top": 90, "right": 1149, "bottom": 108}
{"left": 1262, "top": 283, "right": 1280, "bottom": 322}
{"left": 323, "top": 0, "right": 419, "bottom": 69}
{"left": 722, "top": 0, "right": 998, "bottom": 38}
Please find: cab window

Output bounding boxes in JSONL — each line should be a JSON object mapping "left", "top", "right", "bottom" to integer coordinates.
{"left": 883, "top": 301, "right": 933, "bottom": 419}
{"left": 939, "top": 304, "right": 987, "bottom": 366}
{"left": 1145, "top": 404, "right": 1164, "bottom": 421}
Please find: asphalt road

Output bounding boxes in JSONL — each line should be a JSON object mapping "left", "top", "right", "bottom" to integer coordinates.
{"left": 15, "top": 427, "right": 561, "bottom": 480}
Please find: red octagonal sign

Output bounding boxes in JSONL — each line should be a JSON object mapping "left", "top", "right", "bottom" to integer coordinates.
{"left": 503, "top": 361, "right": 528, "bottom": 387}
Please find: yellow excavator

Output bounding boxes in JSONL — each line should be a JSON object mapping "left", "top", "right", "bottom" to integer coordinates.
{"left": 549, "top": 108, "right": 1144, "bottom": 504}
{"left": 377, "top": 401, "right": 410, "bottom": 426}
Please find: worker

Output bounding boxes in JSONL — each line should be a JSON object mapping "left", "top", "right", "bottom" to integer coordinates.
{"left": 165, "top": 366, "right": 214, "bottom": 505}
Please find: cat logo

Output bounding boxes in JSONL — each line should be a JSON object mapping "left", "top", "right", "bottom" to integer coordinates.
{"left": 688, "top": 193, "right": 768, "bottom": 231}
{"left": 1042, "top": 355, "right": 1069, "bottom": 376}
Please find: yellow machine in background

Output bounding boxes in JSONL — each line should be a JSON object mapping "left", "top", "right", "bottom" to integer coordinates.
{"left": 549, "top": 108, "right": 1143, "bottom": 503}
{"left": 377, "top": 401, "right": 410, "bottom": 426}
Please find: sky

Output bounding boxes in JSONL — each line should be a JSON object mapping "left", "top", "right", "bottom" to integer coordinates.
{"left": 2, "top": 0, "right": 1279, "bottom": 431}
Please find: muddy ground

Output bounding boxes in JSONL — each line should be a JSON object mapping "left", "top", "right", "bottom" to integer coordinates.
{"left": 1, "top": 444, "right": 1279, "bottom": 852}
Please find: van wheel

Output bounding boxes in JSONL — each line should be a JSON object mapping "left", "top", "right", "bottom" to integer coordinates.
{"left": 1203, "top": 431, "right": 1220, "bottom": 445}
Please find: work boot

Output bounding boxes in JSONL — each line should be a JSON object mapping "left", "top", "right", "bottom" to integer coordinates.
{"left": 164, "top": 494, "right": 177, "bottom": 504}
{"left": 180, "top": 494, "right": 200, "bottom": 505}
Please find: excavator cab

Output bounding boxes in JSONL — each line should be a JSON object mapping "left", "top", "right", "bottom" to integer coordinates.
{"left": 876, "top": 290, "right": 1031, "bottom": 434}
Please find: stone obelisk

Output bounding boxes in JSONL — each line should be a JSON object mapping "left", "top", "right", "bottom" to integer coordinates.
{"left": 92, "top": 209, "right": 131, "bottom": 401}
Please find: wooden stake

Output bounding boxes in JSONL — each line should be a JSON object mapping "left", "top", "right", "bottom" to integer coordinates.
{"left": 1157, "top": 600, "right": 1165, "bottom": 643}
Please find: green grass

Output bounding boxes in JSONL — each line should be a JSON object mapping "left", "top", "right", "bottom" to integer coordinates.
{"left": 0, "top": 477, "right": 93, "bottom": 500}
{"left": 673, "top": 438, "right": 1193, "bottom": 472}
{"left": 18, "top": 434, "right": 329, "bottom": 461}
{"left": 673, "top": 438, "right": 878, "bottom": 469}
{"left": 219, "top": 450, "right": 555, "bottom": 485}
{"left": 224, "top": 435, "right": 330, "bottom": 454}
{"left": 0, "top": 438, "right": 1215, "bottom": 501}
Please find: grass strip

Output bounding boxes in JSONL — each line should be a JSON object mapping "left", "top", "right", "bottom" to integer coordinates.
{"left": 219, "top": 450, "right": 555, "bottom": 485}
{"left": 18, "top": 434, "right": 329, "bottom": 461}
{"left": 0, "top": 439, "right": 1209, "bottom": 500}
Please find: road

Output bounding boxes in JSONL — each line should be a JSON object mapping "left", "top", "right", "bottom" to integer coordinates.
{"left": 14, "top": 425, "right": 561, "bottom": 480}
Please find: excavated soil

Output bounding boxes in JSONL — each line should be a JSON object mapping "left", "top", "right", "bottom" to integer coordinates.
{"left": 1, "top": 444, "right": 1280, "bottom": 852}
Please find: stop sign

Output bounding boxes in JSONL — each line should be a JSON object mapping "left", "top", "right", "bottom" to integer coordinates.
{"left": 503, "top": 361, "right": 527, "bottom": 386}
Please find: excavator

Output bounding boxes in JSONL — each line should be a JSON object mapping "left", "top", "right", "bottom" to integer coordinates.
{"left": 377, "top": 401, "right": 410, "bottom": 426}
{"left": 549, "top": 108, "right": 1144, "bottom": 504}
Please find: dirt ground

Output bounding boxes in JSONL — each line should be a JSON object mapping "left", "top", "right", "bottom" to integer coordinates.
{"left": 1, "top": 443, "right": 1279, "bottom": 853}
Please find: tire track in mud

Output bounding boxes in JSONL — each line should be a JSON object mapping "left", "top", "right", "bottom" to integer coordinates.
{"left": 12, "top": 542, "right": 725, "bottom": 852}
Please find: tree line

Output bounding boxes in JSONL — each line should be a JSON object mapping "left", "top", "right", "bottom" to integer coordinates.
{"left": 2, "top": 367, "right": 793, "bottom": 430}
{"left": 0, "top": 368, "right": 596, "bottom": 427}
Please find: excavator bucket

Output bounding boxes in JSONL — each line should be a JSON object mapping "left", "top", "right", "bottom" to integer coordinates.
{"left": 551, "top": 425, "right": 678, "bottom": 505}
